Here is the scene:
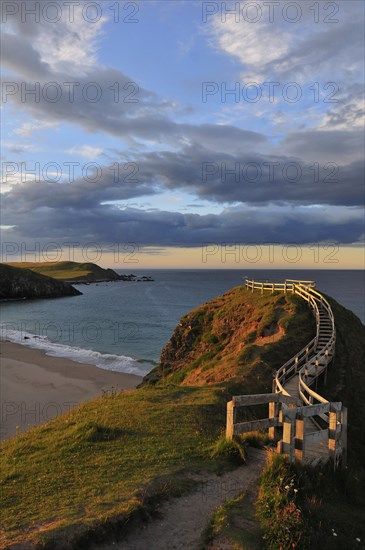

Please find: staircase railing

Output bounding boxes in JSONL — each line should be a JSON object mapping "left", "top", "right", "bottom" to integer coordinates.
{"left": 226, "top": 279, "right": 346, "bottom": 468}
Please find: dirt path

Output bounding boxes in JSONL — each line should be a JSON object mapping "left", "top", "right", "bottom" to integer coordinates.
{"left": 97, "top": 448, "right": 266, "bottom": 550}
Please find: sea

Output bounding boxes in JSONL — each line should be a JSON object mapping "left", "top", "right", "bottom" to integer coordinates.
{"left": 1, "top": 270, "right": 364, "bottom": 378}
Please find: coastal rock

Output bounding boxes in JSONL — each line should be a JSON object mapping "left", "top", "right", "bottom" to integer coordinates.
{"left": 0, "top": 264, "right": 82, "bottom": 300}
{"left": 141, "top": 286, "right": 316, "bottom": 388}
{"left": 6, "top": 261, "right": 154, "bottom": 284}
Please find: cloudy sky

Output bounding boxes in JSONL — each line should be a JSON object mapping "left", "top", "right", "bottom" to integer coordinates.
{"left": 1, "top": 0, "right": 364, "bottom": 268}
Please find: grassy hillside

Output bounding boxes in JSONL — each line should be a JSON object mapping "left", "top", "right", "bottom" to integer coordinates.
{"left": 6, "top": 261, "right": 121, "bottom": 282}
{"left": 317, "top": 294, "right": 365, "bottom": 468}
{"left": 0, "top": 287, "right": 363, "bottom": 549}
{"left": 0, "top": 264, "right": 81, "bottom": 300}
{"left": 0, "top": 386, "right": 228, "bottom": 549}
{"left": 143, "top": 287, "right": 316, "bottom": 390}
{"left": 204, "top": 294, "right": 365, "bottom": 550}
{"left": 0, "top": 288, "right": 314, "bottom": 549}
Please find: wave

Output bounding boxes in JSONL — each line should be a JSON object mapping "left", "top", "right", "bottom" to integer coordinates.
{"left": 0, "top": 326, "right": 150, "bottom": 377}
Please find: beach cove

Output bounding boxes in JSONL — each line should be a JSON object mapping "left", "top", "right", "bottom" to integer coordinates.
{"left": 0, "top": 341, "right": 142, "bottom": 440}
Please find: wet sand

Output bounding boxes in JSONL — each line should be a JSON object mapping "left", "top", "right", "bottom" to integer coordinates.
{"left": 0, "top": 340, "right": 142, "bottom": 440}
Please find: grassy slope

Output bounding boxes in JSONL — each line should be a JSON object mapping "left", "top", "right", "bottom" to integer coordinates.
{"left": 1, "top": 386, "right": 227, "bottom": 548}
{"left": 206, "top": 294, "right": 365, "bottom": 550}
{"left": 6, "top": 261, "right": 120, "bottom": 282}
{"left": 0, "top": 289, "right": 314, "bottom": 549}
{"left": 256, "top": 453, "right": 365, "bottom": 550}
{"left": 143, "top": 287, "right": 315, "bottom": 389}
{"left": 1, "top": 289, "right": 364, "bottom": 550}
{"left": 319, "top": 294, "right": 365, "bottom": 467}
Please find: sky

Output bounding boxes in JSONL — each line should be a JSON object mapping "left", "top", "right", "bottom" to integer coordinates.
{"left": 1, "top": 0, "right": 364, "bottom": 269}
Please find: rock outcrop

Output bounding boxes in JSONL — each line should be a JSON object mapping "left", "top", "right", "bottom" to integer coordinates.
{"left": 141, "top": 286, "right": 316, "bottom": 388}
{"left": 6, "top": 261, "right": 153, "bottom": 283}
{"left": 0, "top": 264, "right": 82, "bottom": 300}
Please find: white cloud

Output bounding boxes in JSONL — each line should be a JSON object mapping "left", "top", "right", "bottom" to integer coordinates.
{"left": 14, "top": 121, "right": 57, "bottom": 137}
{"left": 2, "top": 1, "right": 108, "bottom": 77}
{"left": 211, "top": 18, "right": 292, "bottom": 80}
{"left": 66, "top": 145, "right": 103, "bottom": 159}
{"left": 207, "top": 2, "right": 364, "bottom": 86}
{"left": 3, "top": 141, "right": 38, "bottom": 153}
{"left": 33, "top": 11, "right": 107, "bottom": 75}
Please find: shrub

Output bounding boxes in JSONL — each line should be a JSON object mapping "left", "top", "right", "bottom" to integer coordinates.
{"left": 257, "top": 454, "right": 305, "bottom": 549}
{"left": 210, "top": 436, "right": 247, "bottom": 465}
{"left": 240, "top": 430, "right": 273, "bottom": 448}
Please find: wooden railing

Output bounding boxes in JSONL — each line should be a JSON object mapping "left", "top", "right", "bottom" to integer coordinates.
{"left": 226, "top": 279, "right": 347, "bottom": 468}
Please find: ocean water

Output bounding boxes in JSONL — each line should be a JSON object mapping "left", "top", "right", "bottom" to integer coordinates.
{"left": 1, "top": 270, "right": 364, "bottom": 377}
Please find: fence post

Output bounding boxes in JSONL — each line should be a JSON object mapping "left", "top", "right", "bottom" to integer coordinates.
{"left": 261, "top": 282, "right": 264, "bottom": 295}
{"left": 282, "top": 407, "right": 295, "bottom": 463}
{"left": 268, "top": 400, "right": 277, "bottom": 440}
{"left": 226, "top": 400, "right": 235, "bottom": 440}
{"left": 328, "top": 405, "right": 340, "bottom": 467}
{"left": 294, "top": 416, "right": 305, "bottom": 463}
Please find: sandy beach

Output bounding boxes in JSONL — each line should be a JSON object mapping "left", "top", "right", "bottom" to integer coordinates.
{"left": 0, "top": 340, "right": 142, "bottom": 441}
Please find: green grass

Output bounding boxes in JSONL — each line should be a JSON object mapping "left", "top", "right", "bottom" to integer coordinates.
{"left": 239, "top": 431, "right": 274, "bottom": 449}
{"left": 318, "top": 294, "right": 365, "bottom": 468}
{"left": 209, "top": 293, "right": 365, "bottom": 550}
{"left": 0, "top": 385, "right": 233, "bottom": 548}
{"left": 5, "top": 261, "right": 120, "bottom": 282}
{"left": 202, "top": 483, "right": 264, "bottom": 550}
{"left": 144, "top": 287, "right": 316, "bottom": 389}
{"left": 0, "top": 289, "right": 312, "bottom": 548}
{"left": 1, "top": 287, "right": 363, "bottom": 549}
{"left": 210, "top": 436, "right": 247, "bottom": 465}
{"left": 256, "top": 454, "right": 365, "bottom": 550}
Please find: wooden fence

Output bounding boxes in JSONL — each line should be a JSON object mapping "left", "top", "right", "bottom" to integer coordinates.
{"left": 226, "top": 279, "right": 347, "bottom": 468}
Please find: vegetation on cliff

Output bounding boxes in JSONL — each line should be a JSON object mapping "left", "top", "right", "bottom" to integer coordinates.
{"left": 0, "top": 286, "right": 364, "bottom": 549}
{"left": 0, "top": 264, "right": 81, "bottom": 300}
{"left": 5, "top": 261, "right": 123, "bottom": 283}
{"left": 204, "top": 295, "right": 365, "bottom": 550}
{"left": 142, "top": 286, "right": 315, "bottom": 390}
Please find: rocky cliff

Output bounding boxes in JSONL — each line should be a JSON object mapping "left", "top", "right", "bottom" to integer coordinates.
{"left": 6, "top": 261, "right": 151, "bottom": 283}
{"left": 0, "top": 264, "right": 82, "bottom": 300}
{"left": 6, "top": 261, "right": 122, "bottom": 282}
{"left": 142, "top": 286, "right": 316, "bottom": 389}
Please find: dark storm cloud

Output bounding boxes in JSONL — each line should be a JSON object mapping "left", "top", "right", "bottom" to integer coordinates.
{"left": 1, "top": 172, "right": 160, "bottom": 211}
{"left": 2, "top": 203, "right": 363, "bottom": 247}
{"left": 3, "top": 145, "right": 363, "bottom": 210}
{"left": 2, "top": 73, "right": 266, "bottom": 151}
{"left": 130, "top": 146, "right": 364, "bottom": 207}
{"left": 281, "top": 130, "right": 364, "bottom": 164}
{"left": 1, "top": 32, "right": 50, "bottom": 78}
